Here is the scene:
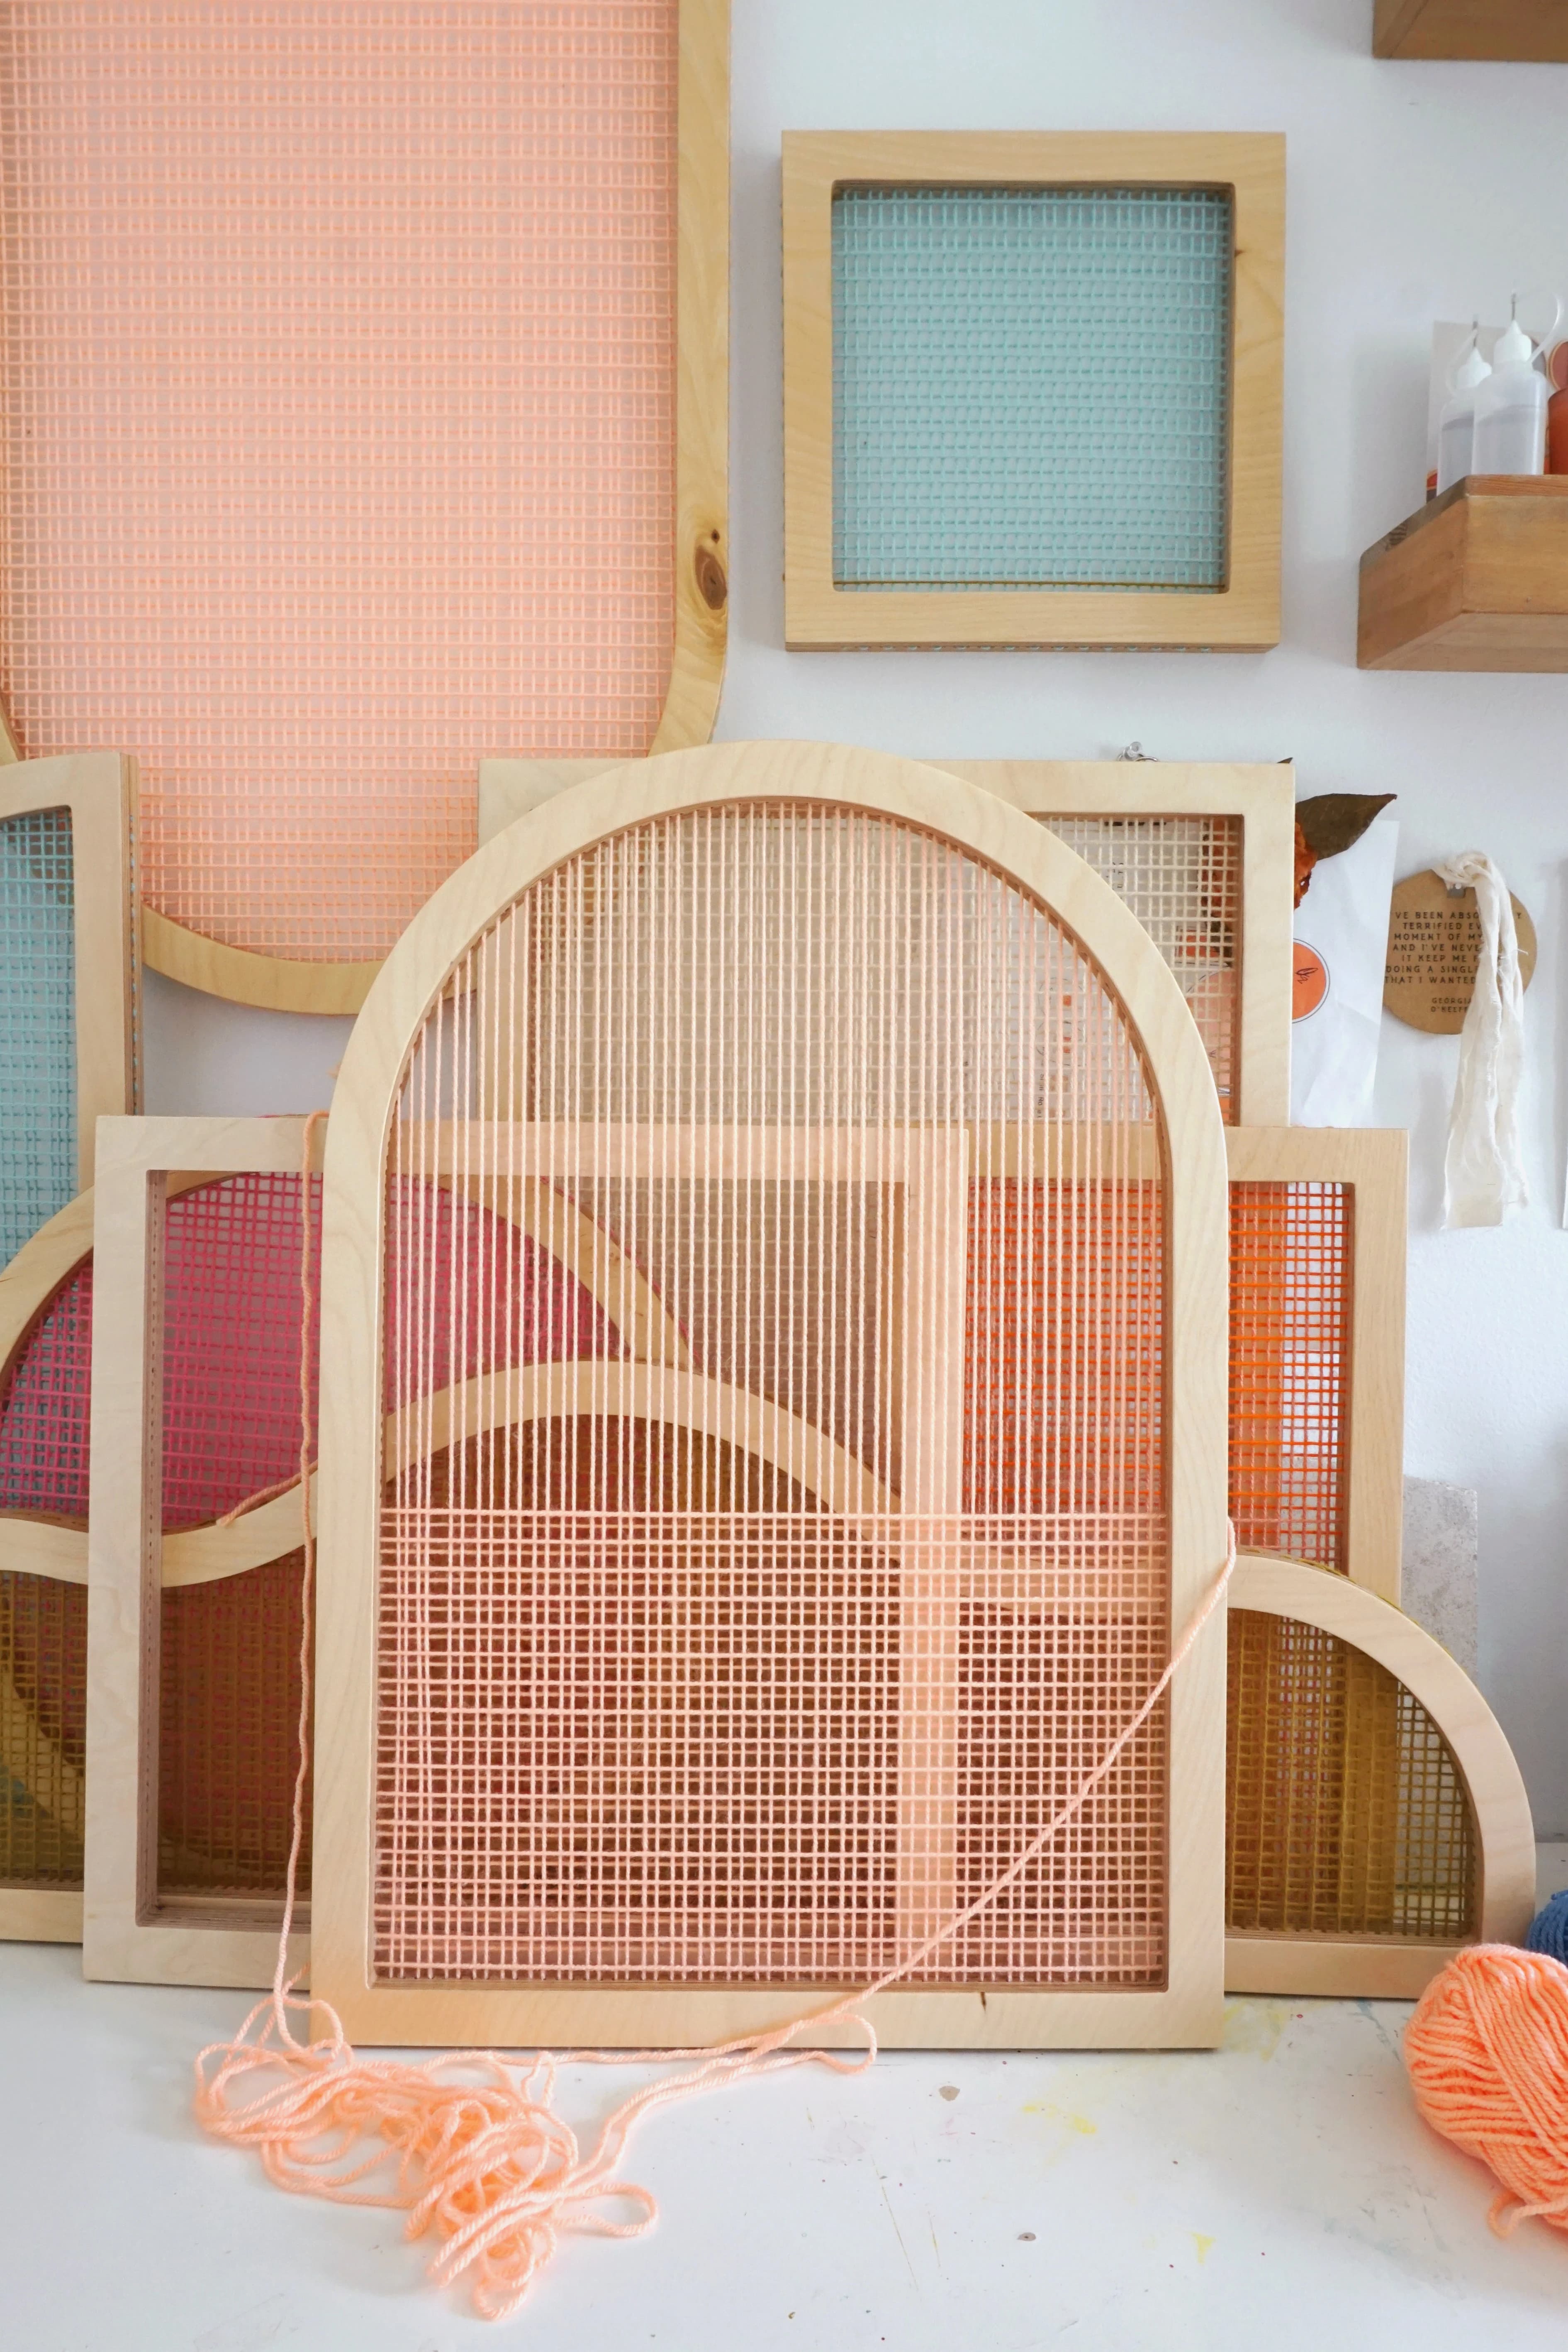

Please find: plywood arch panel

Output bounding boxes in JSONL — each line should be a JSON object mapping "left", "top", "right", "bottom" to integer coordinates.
{"left": 317, "top": 738, "right": 1232, "bottom": 2052}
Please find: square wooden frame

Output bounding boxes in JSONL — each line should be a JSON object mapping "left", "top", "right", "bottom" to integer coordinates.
{"left": 83, "top": 1116, "right": 324, "bottom": 1989}
{"left": 477, "top": 754, "right": 1297, "bottom": 1126}
{"left": 1225, "top": 1127, "right": 1408, "bottom": 1605}
{"left": 782, "top": 132, "right": 1284, "bottom": 652}
{"left": 0, "top": 751, "right": 139, "bottom": 1197}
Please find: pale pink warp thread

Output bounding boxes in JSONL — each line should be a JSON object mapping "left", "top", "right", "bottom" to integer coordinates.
{"left": 195, "top": 1119, "right": 1237, "bottom": 2321}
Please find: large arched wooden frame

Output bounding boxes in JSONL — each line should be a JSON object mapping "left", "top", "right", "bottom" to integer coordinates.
{"left": 316, "top": 740, "right": 1232, "bottom": 2050}
{"left": 1225, "top": 1555, "right": 1535, "bottom": 1998}
{"left": 0, "top": 0, "right": 729, "bottom": 1020}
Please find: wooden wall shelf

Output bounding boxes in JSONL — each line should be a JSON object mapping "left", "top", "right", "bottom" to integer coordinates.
{"left": 1357, "top": 476, "right": 1568, "bottom": 671}
{"left": 1374, "top": 0, "right": 1568, "bottom": 58}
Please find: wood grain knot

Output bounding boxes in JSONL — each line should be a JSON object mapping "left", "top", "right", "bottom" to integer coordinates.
{"left": 694, "top": 543, "right": 728, "bottom": 611}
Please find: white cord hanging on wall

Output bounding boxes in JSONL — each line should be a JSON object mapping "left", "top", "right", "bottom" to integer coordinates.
{"left": 1434, "top": 852, "right": 1527, "bottom": 1229}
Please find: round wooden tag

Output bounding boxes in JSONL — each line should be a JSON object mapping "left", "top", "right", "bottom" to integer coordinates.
{"left": 1383, "top": 868, "right": 1536, "bottom": 1034}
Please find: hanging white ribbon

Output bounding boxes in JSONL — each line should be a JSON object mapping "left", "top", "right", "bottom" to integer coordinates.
{"left": 1435, "top": 851, "right": 1527, "bottom": 1228}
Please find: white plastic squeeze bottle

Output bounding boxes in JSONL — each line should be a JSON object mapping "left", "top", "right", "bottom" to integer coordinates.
{"left": 1472, "top": 303, "right": 1548, "bottom": 476}
{"left": 1437, "top": 333, "right": 1492, "bottom": 493}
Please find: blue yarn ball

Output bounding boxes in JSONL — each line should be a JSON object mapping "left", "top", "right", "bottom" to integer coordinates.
{"left": 1524, "top": 1889, "right": 1568, "bottom": 1962}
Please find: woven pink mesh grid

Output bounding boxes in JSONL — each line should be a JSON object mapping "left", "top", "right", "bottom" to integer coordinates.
{"left": 375, "top": 805, "right": 1173, "bottom": 1993}
{"left": 0, "top": 3, "right": 679, "bottom": 961}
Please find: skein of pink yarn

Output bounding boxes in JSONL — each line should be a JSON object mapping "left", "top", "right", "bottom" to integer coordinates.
{"left": 1406, "top": 1943, "right": 1568, "bottom": 2235}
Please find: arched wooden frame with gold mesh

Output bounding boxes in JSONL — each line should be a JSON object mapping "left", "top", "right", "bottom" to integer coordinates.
{"left": 480, "top": 756, "right": 1298, "bottom": 1128}
{"left": 0, "top": 0, "right": 728, "bottom": 1018}
{"left": 1224, "top": 1555, "right": 1534, "bottom": 1998}
{"left": 81, "top": 1119, "right": 333, "bottom": 1989}
{"left": 315, "top": 739, "right": 1232, "bottom": 2052}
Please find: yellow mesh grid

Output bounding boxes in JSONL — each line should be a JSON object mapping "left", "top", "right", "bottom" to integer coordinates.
{"left": 1226, "top": 1608, "right": 1477, "bottom": 1941}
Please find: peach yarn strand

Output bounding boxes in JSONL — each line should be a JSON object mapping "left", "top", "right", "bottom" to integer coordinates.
{"left": 195, "top": 1118, "right": 1237, "bottom": 2322}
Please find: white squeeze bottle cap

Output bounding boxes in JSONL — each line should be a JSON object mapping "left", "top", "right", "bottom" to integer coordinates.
{"left": 1454, "top": 342, "right": 1491, "bottom": 389}
{"left": 1492, "top": 315, "right": 1534, "bottom": 370}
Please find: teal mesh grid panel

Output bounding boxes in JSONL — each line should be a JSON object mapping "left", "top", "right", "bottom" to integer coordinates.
{"left": 0, "top": 807, "right": 75, "bottom": 1265}
{"left": 832, "top": 185, "right": 1233, "bottom": 592}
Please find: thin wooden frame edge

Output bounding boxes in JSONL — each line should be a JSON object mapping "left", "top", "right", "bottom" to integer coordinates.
{"left": 317, "top": 738, "right": 1231, "bottom": 2050}
{"left": 782, "top": 130, "right": 1283, "bottom": 652}
{"left": 1223, "top": 1553, "right": 1536, "bottom": 1998}
{"left": 82, "top": 1115, "right": 324, "bottom": 1988}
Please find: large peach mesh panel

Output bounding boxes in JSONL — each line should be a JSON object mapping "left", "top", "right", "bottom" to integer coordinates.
{"left": 1038, "top": 816, "right": 1241, "bottom": 1120}
{"left": 0, "top": 1570, "right": 85, "bottom": 1885}
{"left": 0, "top": 4, "right": 679, "bottom": 961}
{"left": 377, "top": 804, "right": 1169, "bottom": 1991}
{"left": 1228, "top": 1181, "right": 1351, "bottom": 1572}
{"left": 1226, "top": 1608, "right": 1477, "bottom": 1941}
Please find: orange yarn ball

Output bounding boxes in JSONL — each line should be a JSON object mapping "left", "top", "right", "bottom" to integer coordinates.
{"left": 1406, "top": 1943, "right": 1568, "bottom": 2236}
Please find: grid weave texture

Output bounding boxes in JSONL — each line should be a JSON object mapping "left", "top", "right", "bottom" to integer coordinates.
{"left": 0, "top": 1569, "right": 85, "bottom": 1887}
{"left": 0, "top": 804, "right": 74, "bottom": 1263}
{"left": 1226, "top": 1608, "right": 1477, "bottom": 1941}
{"left": 0, "top": 3, "right": 679, "bottom": 961}
{"left": 1040, "top": 815, "right": 1239, "bottom": 1118}
{"left": 832, "top": 186, "right": 1232, "bottom": 592}
{"left": 1229, "top": 1181, "right": 1352, "bottom": 1572}
{"left": 376, "top": 805, "right": 1171, "bottom": 1992}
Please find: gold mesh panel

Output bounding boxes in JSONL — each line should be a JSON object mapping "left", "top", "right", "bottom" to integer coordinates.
{"left": 0, "top": 1568, "right": 85, "bottom": 1887}
{"left": 1225, "top": 1608, "right": 1477, "bottom": 1941}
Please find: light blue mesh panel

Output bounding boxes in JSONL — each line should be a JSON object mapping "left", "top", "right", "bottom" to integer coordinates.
{"left": 0, "top": 806, "right": 76, "bottom": 1264}
{"left": 832, "top": 185, "right": 1233, "bottom": 592}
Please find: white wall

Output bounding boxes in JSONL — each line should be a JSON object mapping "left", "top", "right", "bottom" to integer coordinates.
{"left": 143, "top": 0, "right": 1568, "bottom": 1827}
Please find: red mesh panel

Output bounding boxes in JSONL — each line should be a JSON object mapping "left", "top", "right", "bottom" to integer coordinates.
{"left": 0, "top": 1262, "right": 92, "bottom": 1519}
{"left": 1229, "top": 1181, "right": 1352, "bottom": 1572}
{"left": 0, "top": 4, "right": 679, "bottom": 962}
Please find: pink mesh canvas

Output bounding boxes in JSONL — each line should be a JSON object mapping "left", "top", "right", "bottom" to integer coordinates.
{"left": 0, "top": 3, "right": 679, "bottom": 961}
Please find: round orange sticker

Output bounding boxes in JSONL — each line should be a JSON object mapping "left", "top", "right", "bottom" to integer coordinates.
{"left": 1292, "top": 942, "right": 1328, "bottom": 1021}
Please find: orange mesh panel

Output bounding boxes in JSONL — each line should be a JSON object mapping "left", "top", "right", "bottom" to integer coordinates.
{"left": 0, "top": 4, "right": 679, "bottom": 961}
{"left": 1040, "top": 816, "right": 1241, "bottom": 1121}
{"left": 0, "top": 1568, "right": 85, "bottom": 1886}
{"left": 1228, "top": 1181, "right": 1352, "bottom": 1571}
{"left": 375, "top": 804, "right": 1171, "bottom": 1991}
{"left": 1226, "top": 1609, "right": 1477, "bottom": 1941}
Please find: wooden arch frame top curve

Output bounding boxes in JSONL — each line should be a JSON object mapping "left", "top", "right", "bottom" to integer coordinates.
{"left": 316, "top": 739, "right": 1232, "bottom": 2050}
{"left": 0, "top": 0, "right": 728, "bottom": 1020}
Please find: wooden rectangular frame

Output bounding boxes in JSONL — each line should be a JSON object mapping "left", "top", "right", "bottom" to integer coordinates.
{"left": 0, "top": 750, "right": 139, "bottom": 1198}
{"left": 477, "top": 755, "right": 1297, "bottom": 1127}
{"left": 7, "top": 0, "right": 728, "bottom": 1020}
{"left": 781, "top": 131, "right": 1284, "bottom": 652}
{"left": 83, "top": 1116, "right": 325, "bottom": 1989}
{"left": 317, "top": 741, "right": 1234, "bottom": 2052}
